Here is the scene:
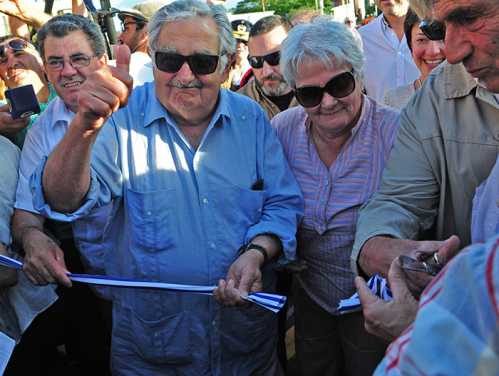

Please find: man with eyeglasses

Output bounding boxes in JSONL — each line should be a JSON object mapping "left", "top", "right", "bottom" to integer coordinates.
{"left": 352, "top": 0, "right": 499, "bottom": 348}
{"left": 6, "top": 14, "right": 112, "bottom": 375}
{"left": 30, "top": 1, "right": 303, "bottom": 375}
{"left": 238, "top": 15, "right": 298, "bottom": 120}
{"left": 0, "top": 36, "right": 57, "bottom": 148}
{"left": 358, "top": 0, "right": 420, "bottom": 103}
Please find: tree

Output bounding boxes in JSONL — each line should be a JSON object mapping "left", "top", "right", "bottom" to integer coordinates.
{"left": 232, "top": 0, "right": 331, "bottom": 16}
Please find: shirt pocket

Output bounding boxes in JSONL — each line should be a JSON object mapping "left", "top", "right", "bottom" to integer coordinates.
{"left": 215, "top": 185, "right": 265, "bottom": 232}
{"left": 125, "top": 188, "right": 175, "bottom": 252}
{"left": 220, "top": 303, "right": 275, "bottom": 355}
{"left": 118, "top": 307, "right": 193, "bottom": 365}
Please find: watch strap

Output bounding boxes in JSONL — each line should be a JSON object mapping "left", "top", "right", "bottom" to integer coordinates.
{"left": 243, "top": 243, "right": 269, "bottom": 264}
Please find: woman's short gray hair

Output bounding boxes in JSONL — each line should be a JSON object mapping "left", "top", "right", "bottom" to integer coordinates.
{"left": 280, "top": 17, "right": 364, "bottom": 88}
{"left": 148, "top": 0, "right": 235, "bottom": 73}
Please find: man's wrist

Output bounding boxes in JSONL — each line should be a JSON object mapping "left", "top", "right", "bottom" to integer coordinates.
{"left": 243, "top": 243, "right": 269, "bottom": 265}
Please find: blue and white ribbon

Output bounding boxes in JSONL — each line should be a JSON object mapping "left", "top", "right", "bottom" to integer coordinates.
{"left": 337, "top": 274, "right": 392, "bottom": 314}
{"left": 0, "top": 255, "right": 286, "bottom": 313}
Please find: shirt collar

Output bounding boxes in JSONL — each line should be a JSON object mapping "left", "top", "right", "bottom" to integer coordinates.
{"left": 143, "top": 83, "right": 231, "bottom": 128}
{"left": 380, "top": 14, "right": 391, "bottom": 30}
{"left": 50, "top": 96, "right": 75, "bottom": 129}
{"left": 442, "top": 62, "right": 499, "bottom": 109}
{"left": 442, "top": 62, "right": 477, "bottom": 99}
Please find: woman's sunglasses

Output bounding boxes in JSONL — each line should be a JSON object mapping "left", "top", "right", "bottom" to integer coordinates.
{"left": 248, "top": 51, "right": 280, "bottom": 69}
{"left": 419, "top": 19, "right": 446, "bottom": 41}
{"left": 154, "top": 51, "right": 220, "bottom": 75}
{"left": 0, "top": 39, "right": 29, "bottom": 61}
{"left": 294, "top": 70, "right": 356, "bottom": 108}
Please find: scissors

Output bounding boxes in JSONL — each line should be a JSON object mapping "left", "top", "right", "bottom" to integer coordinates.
{"left": 399, "top": 254, "right": 443, "bottom": 276}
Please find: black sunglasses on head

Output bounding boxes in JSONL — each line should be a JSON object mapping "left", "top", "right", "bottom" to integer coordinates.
{"left": 0, "top": 39, "right": 28, "bottom": 61}
{"left": 419, "top": 19, "right": 446, "bottom": 41}
{"left": 295, "top": 70, "right": 356, "bottom": 108}
{"left": 154, "top": 51, "right": 221, "bottom": 75}
{"left": 248, "top": 51, "right": 280, "bottom": 69}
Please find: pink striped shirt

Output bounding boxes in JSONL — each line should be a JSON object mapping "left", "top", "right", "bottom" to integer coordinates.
{"left": 272, "top": 95, "right": 400, "bottom": 313}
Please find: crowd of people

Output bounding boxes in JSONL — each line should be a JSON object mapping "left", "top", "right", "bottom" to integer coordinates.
{"left": 0, "top": 0, "right": 497, "bottom": 375}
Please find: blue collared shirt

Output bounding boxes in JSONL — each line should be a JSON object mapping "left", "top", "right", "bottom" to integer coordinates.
{"left": 472, "top": 155, "right": 499, "bottom": 243}
{"left": 15, "top": 96, "right": 74, "bottom": 214}
{"left": 32, "top": 83, "right": 303, "bottom": 375}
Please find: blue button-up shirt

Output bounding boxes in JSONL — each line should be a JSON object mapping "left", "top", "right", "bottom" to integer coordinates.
{"left": 32, "top": 83, "right": 303, "bottom": 375}
{"left": 15, "top": 97, "right": 74, "bottom": 215}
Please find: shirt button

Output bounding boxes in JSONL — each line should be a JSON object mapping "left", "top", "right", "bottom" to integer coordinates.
{"left": 202, "top": 197, "right": 209, "bottom": 204}
{"left": 241, "top": 115, "right": 246, "bottom": 120}
{"left": 147, "top": 211, "right": 152, "bottom": 216}
{"left": 210, "top": 242, "right": 216, "bottom": 249}
{"left": 212, "top": 320, "right": 216, "bottom": 326}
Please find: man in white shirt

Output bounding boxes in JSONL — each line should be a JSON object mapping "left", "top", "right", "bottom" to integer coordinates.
{"left": 358, "top": 0, "right": 419, "bottom": 102}
{"left": 115, "top": 1, "right": 168, "bottom": 86}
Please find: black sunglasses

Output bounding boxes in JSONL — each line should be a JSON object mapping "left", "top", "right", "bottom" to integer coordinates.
{"left": 0, "top": 39, "right": 28, "bottom": 61}
{"left": 294, "top": 70, "right": 356, "bottom": 108}
{"left": 419, "top": 19, "right": 446, "bottom": 41}
{"left": 248, "top": 51, "right": 280, "bottom": 69}
{"left": 154, "top": 51, "right": 220, "bottom": 75}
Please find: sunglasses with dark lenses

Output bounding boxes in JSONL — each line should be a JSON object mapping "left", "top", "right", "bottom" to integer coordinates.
{"left": 248, "top": 51, "right": 280, "bottom": 69}
{"left": 154, "top": 51, "right": 220, "bottom": 75}
{"left": 419, "top": 19, "right": 446, "bottom": 41}
{"left": 295, "top": 70, "right": 356, "bottom": 108}
{"left": 0, "top": 39, "right": 29, "bottom": 61}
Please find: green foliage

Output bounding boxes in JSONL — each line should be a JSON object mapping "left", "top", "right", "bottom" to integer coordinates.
{"left": 232, "top": 0, "right": 331, "bottom": 16}
{"left": 364, "top": 4, "right": 378, "bottom": 17}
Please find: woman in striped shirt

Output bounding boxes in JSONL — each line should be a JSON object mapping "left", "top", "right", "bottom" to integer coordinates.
{"left": 272, "top": 18, "right": 400, "bottom": 376}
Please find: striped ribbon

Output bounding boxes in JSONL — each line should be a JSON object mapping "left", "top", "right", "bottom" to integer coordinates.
{"left": 337, "top": 274, "right": 393, "bottom": 314}
{"left": 0, "top": 255, "right": 286, "bottom": 313}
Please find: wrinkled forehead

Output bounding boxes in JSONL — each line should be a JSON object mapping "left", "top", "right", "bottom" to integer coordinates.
{"left": 156, "top": 16, "right": 220, "bottom": 54}
{"left": 432, "top": 0, "right": 494, "bottom": 21}
{"left": 43, "top": 30, "right": 95, "bottom": 58}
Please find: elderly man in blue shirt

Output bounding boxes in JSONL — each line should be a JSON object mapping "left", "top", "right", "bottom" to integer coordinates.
{"left": 30, "top": 0, "right": 303, "bottom": 374}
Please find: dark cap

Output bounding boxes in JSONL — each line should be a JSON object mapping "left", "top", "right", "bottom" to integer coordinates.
{"left": 231, "top": 19, "right": 253, "bottom": 42}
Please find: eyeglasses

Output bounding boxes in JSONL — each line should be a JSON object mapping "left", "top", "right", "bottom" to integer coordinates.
{"left": 45, "top": 53, "right": 95, "bottom": 71}
{"left": 248, "top": 51, "right": 280, "bottom": 69}
{"left": 121, "top": 21, "right": 144, "bottom": 32}
{"left": 154, "top": 51, "right": 221, "bottom": 75}
{"left": 419, "top": 19, "right": 446, "bottom": 41}
{"left": 0, "top": 39, "right": 29, "bottom": 63}
{"left": 294, "top": 70, "right": 356, "bottom": 108}
{"left": 121, "top": 21, "right": 136, "bottom": 32}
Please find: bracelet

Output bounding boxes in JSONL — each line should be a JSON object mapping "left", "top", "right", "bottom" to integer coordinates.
{"left": 242, "top": 243, "right": 269, "bottom": 264}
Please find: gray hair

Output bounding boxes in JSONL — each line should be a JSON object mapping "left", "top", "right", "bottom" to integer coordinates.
{"left": 408, "top": 0, "right": 432, "bottom": 18}
{"left": 37, "top": 14, "right": 106, "bottom": 61}
{"left": 280, "top": 17, "right": 364, "bottom": 88}
{"left": 148, "top": 0, "right": 235, "bottom": 73}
